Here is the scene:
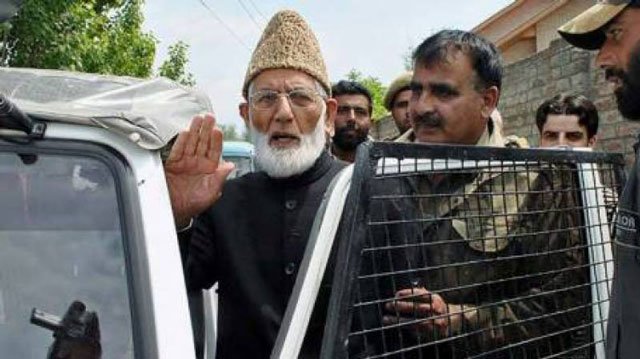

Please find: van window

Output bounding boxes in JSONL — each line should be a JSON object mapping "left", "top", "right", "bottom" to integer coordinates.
{"left": 225, "top": 155, "right": 253, "bottom": 179}
{"left": 0, "top": 150, "right": 135, "bottom": 358}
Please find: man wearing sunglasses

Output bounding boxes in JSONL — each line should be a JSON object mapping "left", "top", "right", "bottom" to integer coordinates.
{"left": 164, "top": 10, "right": 347, "bottom": 358}
{"left": 559, "top": 1, "right": 640, "bottom": 358}
{"left": 330, "top": 80, "right": 373, "bottom": 162}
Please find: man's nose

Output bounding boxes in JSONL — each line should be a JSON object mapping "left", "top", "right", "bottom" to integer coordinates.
{"left": 557, "top": 134, "right": 567, "bottom": 146}
{"left": 410, "top": 93, "right": 435, "bottom": 118}
{"left": 346, "top": 116, "right": 356, "bottom": 126}
{"left": 273, "top": 95, "right": 294, "bottom": 123}
{"left": 596, "top": 42, "right": 616, "bottom": 69}
{"left": 346, "top": 108, "right": 356, "bottom": 120}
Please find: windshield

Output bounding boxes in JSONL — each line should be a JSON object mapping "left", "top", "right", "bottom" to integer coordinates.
{"left": 0, "top": 150, "right": 135, "bottom": 358}
{"left": 224, "top": 155, "right": 253, "bottom": 179}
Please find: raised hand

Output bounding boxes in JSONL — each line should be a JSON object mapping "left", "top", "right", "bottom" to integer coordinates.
{"left": 164, "top": 114, "right": 235, "bottom": 227}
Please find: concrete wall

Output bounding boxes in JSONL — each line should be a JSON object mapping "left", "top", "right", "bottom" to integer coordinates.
{"left": 499, "top": 38, "right": 638, "bottom": 168}
{"left": 535, "top": 0, "right": 592, "bottom": 52}
{"left": 502, "top": 38, "right": 537, "bottom": 65}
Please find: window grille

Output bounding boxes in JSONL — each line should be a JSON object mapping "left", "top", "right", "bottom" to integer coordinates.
{"left": 320, "top": 142, "right": 625, "bottom": 359}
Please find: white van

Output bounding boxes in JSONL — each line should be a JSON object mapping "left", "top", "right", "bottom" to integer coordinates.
{"left": 0, "top": 67, "right": 206, "bottom": 358}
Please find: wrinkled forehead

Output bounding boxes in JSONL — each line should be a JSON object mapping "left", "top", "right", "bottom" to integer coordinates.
{"left": 249, "top": 69, "right": 319, "bottom": 93}
{"left": 412, "top": 53, "right": 476, "bottom": 87}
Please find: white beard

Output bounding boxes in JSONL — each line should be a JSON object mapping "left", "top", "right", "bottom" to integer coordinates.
{"left": 250, "top": 104, "right": 327, "bottom": 178}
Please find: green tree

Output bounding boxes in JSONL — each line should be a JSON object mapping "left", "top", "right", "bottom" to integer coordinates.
{"left": 220, "top": 123, "right": 249, "bottom": 142}
{"left": 403, "top": 45, "right": 414, "bottom": 71}
{"left": 2, "top": 0, "right": 156, "bottom": 77}
{"left": 158, "top": 40, "right": 196, "bottom": 87}
{"left": 345, "top": 69, "right": 388, "bottom": 121}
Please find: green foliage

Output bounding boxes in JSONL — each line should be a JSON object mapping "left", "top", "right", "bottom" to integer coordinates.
{"left": 345, "top": 69, "right": 388, "bottom": 121}
{"left": 403, "top": 45, "right": 414, "bottom": 71}
{"left": 220, "top": 123, "right": 249, "bottom": 142}
{"left": 3, "top": 0, "right": 156, "bottom": 77}
{"left": 158, "top": 41, "right": 196, "bottom": 87}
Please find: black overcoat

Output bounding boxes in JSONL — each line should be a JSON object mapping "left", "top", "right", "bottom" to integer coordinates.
{"left": 180, "top": 151, "right": 345, "bottom": 358}
{"left": 607, "top": 137, "right": 640, "bottom": 359}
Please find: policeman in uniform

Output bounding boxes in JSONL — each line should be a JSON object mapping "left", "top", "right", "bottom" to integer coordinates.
{"left": 361, "top": 29, "right": 588, "bottom": 358}
{"left": 558, "top": 1, "right": 640, "bottom": 358}
{"left": 382, "top": 71, "right": 413, "bottom": 140}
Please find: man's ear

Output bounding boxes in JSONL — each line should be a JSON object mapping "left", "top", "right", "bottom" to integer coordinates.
{"left": 588, "top": 134, "right": 598, "bottom": 148}
{"left": 239, "top": 102, "right": 250, "bottom": 127}
{"left": 480, "top": 86, "right": 500, "bottom": 119}
{"left": 324, "top": 98, "right": 337, "bottom": 137}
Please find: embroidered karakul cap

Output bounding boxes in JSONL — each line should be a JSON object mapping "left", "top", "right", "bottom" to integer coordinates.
{"left": 558, "top": 0, "right": 637, "bottom": 50}
{"left": 242, "top": 10, "right": 330, "bottom": 98}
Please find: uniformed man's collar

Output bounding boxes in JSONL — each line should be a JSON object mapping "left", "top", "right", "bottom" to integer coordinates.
{"left": 394, "top": 128, "right": 415, "bottom": 143}
{"left": 475, "top": 119, "right": 505, "bottom": 148}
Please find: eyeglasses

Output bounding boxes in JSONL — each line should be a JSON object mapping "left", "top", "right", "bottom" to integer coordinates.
{"left": 249, "top": 88, "right": 323, "bottom": 110}
{"left": 337, "top": 105, "right": 370, "bottom": 118}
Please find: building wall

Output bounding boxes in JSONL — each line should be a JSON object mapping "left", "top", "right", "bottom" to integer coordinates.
{"left": 475, "top": 0, "right": 557, "bottom": 49}
{"left": 496, "top": 0, "right": 593, "bottom": 64}
{"left": 535, "top": 0, "right": 592, "bottom": 52}
{"left": 499, "top": 38, "right": 638, "bottom": 168}
{"left": 502, "top": 38, "right": 537, "bottom": 64}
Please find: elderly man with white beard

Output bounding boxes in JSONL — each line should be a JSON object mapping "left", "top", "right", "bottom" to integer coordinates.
{"left": 164, "top": 10, "right": 348, "bottom": 359}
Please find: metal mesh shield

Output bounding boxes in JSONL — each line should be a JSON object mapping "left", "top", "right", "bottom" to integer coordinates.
{"left": 321, "top": 142, "right": 625, "bottom": 359}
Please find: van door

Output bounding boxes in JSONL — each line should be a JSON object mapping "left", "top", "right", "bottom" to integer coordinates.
{"left": 0, "top": 140, "right": 141, "bottom": 358}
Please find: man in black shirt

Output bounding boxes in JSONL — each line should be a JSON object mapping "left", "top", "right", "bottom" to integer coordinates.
{"left": 164, "top": 10, "right": 345, "bottom": 358}
{"left": 331, "top": 80, "right": 373, "bottom": 163}
{"left": 558, "top": 1, "right": 640, "bottom": 358}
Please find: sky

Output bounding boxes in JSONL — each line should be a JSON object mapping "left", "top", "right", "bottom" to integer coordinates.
{"left": 143, "top": 0, "right": 514, "bottom": 131}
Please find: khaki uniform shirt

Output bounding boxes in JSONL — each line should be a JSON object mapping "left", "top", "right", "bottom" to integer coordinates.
{"left": 364, "top": 125, "right": 589, "bottom": 358}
